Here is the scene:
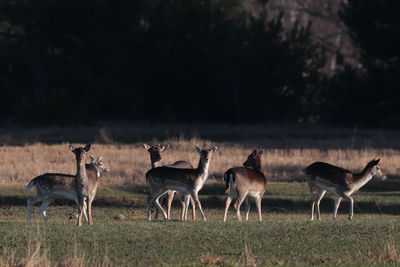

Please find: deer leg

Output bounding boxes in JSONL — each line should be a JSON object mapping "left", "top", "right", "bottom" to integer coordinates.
{"left": 73, "top": 198, "right": 88, "bottom": 221}
{"left": 146, "top": 194, "right": 153, "bottom": 221}
{"left": 154, "top": 193, "right": 167, "bottom": 220}
{"left": 77, "top": 196, "right": 85, "bottom": 226}
{"left": 87, "top": 198, "right": 93, "bottom": 225}
{"left": 147, "top": 189, "right": 166, "bottom": 221}
{"left": 83, "top": 198, "right": 89, "bottom": 222}
{"left": 167, "top": 190, "right": 176, "bottom": 220}
{"left": 234, "top": 191, "right": 248, "bottom": 221}
{"left": 147, "top": 191, "right": 165, "bottom": 221}
{"left": 245, "top": 198, "right": 251, "bottom": 221}
{"left": 192, "top": 192, "right": 206, "bottom": 221}
{"left": 223, "top": 195, "right": 232, "bottom": 222}
{"left": 333, "top": 196, "right": 342, "bottom": 220}
{"left": 190, "top": 196, "right": 196, "bottom": 220}
{"left": 77, "top": 205, "right": 83, "bottom": 226}
{"left": 310, "top": 193, "right": 316, "bottom": 221}
{"left": 77, "top": 206, "right": 83, "bottom": 226}
{"left": 347, "top": 195, "right": 354, "bottom": 220}
{"left": 256, "top": 195, "right": 262, "bottom": 221}
{"left": 154, "top": 194, "right": 162, "bottom": 220}
{"left": 184, "top": 194, "right": 190, "bottom": 220}
{"left": 310, "top": 200, "right": 315, "bottom": 221}
{"left": 315, "top": 190, "right": 326, "bottom": 221}
{"left": 178, "top": 194, "right": 193, "bottom": 220}
{"left": 184, "top": 194, "right": 196, "bottom": 220}
{"left": 178, "top": 194, "right": 185, "bottom": 220}
{"left": 154, "top": 193, "right": 168, "bottom": 220}
{"left": 310, "top": 189, "right": 321, "bottom": 221}
{"left": 39, "top": 198, "right": 52, "bottom": 222}
{"left": 26, "top": 195, "right": 42, "bottom": 221}
{"left": 182, "top": 194, "right": 191, "bottom": 220}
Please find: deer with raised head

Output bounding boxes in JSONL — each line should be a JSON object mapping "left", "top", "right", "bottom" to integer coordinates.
{"left": 223, "top": 149, "right": 266, "bottom": 222}
{"left": 146, "top": 145, "right": 218, "bottom": 221}
{"left": 69, "top": 144, "right": 92, "bottom": 226}
{"left": 143, "top": 143, "right": 196, "bottom": 220}
{"left": 305, "top": 158, "right": 386, "bottom": 221}
{"left": 25, "top": 155, "right": 110, "bottom": 221}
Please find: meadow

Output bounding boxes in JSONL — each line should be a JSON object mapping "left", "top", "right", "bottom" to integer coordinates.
{"left": 0, "top": 124, "right": 400, "bottom": 266}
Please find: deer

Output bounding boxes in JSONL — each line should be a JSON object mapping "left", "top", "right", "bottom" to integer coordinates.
{"left": 305, "top": 158, "right": 386, "bottom": 221}
{"left": 223, "top": 149, "right": 266, "bottom": 222}
{"left": 146, "top": 145, "right": 218, "bottom": 221}
{"left": 143, "top": 143, "right": 196, "bottom": 220}
{"left": 25, "top": 155, "right": 110, "bottom": 222}
{"left": 69, "top": 144, "right": 92, "bottom": 226}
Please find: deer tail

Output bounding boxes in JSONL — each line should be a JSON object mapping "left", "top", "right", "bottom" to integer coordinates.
{"left": 224, "top": 170, "right": 235, "bottom": 194}
{"left": 24, "top": 178, "right": 37, "bottom": 192}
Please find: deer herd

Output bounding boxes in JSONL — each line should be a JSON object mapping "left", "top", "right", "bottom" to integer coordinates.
{"left": 24, "top": 144, "right": 387, "bottom": 225}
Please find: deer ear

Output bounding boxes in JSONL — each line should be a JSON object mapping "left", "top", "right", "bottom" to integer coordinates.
{"left": 258, "top": 149, "right": 264, "bottom": 155}
{"left": 69, "top": 145, "right": 75, "bottom": 151}
{"left": 196, "top": 145, "right": 202, "bottom": 153}
{"left": 161, "top": 145, "right": 169, "bottom": 152}
{"left": 252, "top": 149, "right": 257, "bottom": 156}
{"left": 143, "top": 143, "right": 151, "bottom": 151}
{"left": 98, "top": 156, "right": 103, "bottom": 161}
{"left": 211, "top": 146, "right": 218, "bottom": 153}
{"left": 375, "top": 158, "right": 380, "bottom": 164}
{"left": 90, "top": 155, "right": 95, "bottom": 160}
{"left": 84, "top": 144, "right": 91, "bottom": 152}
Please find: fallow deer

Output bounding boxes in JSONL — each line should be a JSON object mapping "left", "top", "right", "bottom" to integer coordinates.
{"left": 143, "top": 143, "right": 196, "bottom": 220}
{"left": 305, "top": 158, "right": 386, "bottom": 220}
{"left": 146, "top": 145, "right": 218, "bottom": 221}
{"left": 223, "top": 149, "right": 266, "bottom": 222}
{"left": 25, "top": 156, "right": 110, "bottom": 221}
{"left": 69, "top": 144, "right": 92, "bottom": 226}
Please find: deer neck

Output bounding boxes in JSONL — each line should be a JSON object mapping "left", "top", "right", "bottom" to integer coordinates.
{"left": 151, "top": 160, "right": 161, "bottom": 169}
{"left": 150, "top": 156, "right": 162, "bottom": 169}
{"left": 352, "top": 167, "right": 373, "bottom": 190}
{"left": 196, "top": 157, "right": 210, "bottom": 177}
{"left": 76, "top": 159, "right": 88, "bottom": 185}
{"left": 253, "top": 158, "right": 262, "bottom": 173}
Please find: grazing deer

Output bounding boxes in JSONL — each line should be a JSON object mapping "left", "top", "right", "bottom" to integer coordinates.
{"left": 25, "top": 156, "right": 110, "bottom": 221}
{"left": 305, "top": 158, "right": 386, "bottom": 221}
{"left": 223, "top": 149, "right": 266, "bottom": 222}
{"left": 146, "top": 145, "right": 218, "bottom": 221}
{"left": 69, "top": 144, "right": 92, "bottom": 226}
{"left": 143, "top": 143, "right": 196, "bottom": 220}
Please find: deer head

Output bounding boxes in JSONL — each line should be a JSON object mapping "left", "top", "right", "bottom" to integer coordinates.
{"left": 143, "top": 143, "right": 169, "bottom": 164}
{"left": 69, "top": 144, "right": 91, "bottom": 162}
{"left": 243, "top": 149, "right": 263, "bottom": 171}
{"left": 196, "top": 145, "right": 218, "bottom": 164}
{"left": 368, "top": 158, "right": 386, "bottom": 180}
{"left": 90, "top": 155, "right": 111, "bottom": 175}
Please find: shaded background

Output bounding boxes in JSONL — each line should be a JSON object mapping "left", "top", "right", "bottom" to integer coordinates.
{"left": 0, "top": 0, "right": 399, "bottom": 128}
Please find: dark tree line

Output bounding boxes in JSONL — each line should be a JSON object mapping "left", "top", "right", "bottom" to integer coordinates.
{"left": 325, "top": 0, "right": 400, "bottom": 127}
{"left": 0, "top": 0, "right": 399, "bottom": 127}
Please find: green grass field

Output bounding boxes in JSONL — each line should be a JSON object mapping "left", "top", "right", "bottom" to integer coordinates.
{"left": 1, "top": 181, "right": 400, "bottom": 266}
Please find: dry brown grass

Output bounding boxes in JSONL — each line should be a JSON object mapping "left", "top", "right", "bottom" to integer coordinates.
{"left": 238, "top": 236, "right": 258, "bottom": 267}
{"left": 381, "top": 240, "right": 400, "bottom": 263}
{"left": 0, "top": 136, "right": 399, "bottom": 186}
{"left": 0, "top": 240, "right": 113, "bottom": 267}
{"left": 199, "top": 253, "right": 226, "bottom": 266}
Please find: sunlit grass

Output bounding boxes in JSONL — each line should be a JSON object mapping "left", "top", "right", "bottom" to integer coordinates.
{"left": 1, "top": 207, "right": 400, "bottom": 266}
